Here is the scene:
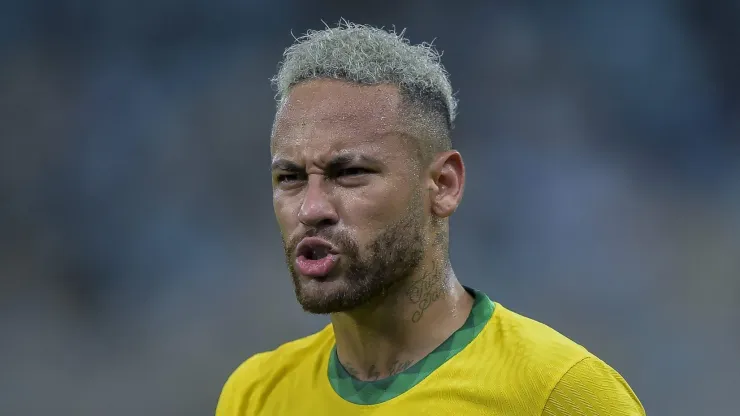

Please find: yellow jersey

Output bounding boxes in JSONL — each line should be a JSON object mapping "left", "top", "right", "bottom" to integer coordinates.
{"left": 216, "top": 288, "right": 645, "bottom": 415}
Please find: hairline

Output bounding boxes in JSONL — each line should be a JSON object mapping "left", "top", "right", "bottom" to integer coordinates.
{"left": 271, "top": 79, "right": 451, "bottom": 161}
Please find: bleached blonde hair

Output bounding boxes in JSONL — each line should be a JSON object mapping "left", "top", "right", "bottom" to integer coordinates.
{"left": 271, "top": 20, "right": 457, "bottom": 154}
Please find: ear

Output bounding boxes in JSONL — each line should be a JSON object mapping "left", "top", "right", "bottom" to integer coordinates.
{"left": 427, "top": 151, "right": 465, "bottom": 218}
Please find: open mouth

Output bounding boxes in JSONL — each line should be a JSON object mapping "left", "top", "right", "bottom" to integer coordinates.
{"left": 296, "top": 237, "right": 335, "bottom": 260}
{"left": 299, "top": 244, "right": 330, "bottom": 260}
{"left": 295, "top": 238, "right": 339, "bottom": 277}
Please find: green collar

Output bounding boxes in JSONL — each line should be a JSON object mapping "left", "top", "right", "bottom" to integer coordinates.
{"left": 327, "top": 287, "right": 495, "bottom": 405}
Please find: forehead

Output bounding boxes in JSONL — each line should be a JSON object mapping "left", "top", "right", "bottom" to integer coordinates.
{"left": 271, "top": 79, "right": 409, "bottom": 157}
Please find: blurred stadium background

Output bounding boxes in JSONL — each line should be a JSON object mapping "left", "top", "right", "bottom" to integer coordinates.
{"left": 1, "top": 1, "right": 739, "bottom": 415}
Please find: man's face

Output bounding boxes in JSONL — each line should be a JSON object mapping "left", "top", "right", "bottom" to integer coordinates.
{"left": 270, "top": 79, "right": 428, "bottom": 314}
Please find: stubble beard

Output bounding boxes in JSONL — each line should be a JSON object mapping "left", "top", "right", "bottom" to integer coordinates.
{"left": 282, "top": 204, "right": 426, "bottom": 314}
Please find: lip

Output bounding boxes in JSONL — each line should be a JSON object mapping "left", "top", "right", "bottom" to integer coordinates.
{"left": 295, "top": 237, "right": 339, "bottom": 258}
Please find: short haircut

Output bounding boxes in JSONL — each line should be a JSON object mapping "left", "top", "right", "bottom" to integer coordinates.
{"left": 271, "top": 20, "right": 457, "bottom": 159}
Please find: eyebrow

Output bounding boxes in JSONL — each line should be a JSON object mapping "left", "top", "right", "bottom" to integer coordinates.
{"left": 270, "top": 153, "right": 382, "bottom": 171}
{"left": 270, "top": 159, "right": 302, "bottom": 172}
{"left": 328, "top": 153, "right": 381, "bottom": 168}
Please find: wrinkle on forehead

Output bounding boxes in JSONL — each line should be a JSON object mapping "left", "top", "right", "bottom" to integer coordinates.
{"left": 271, "top": 80, "right": 405, "bottom": 154}
{"left": 271, "top": 132, "right": 413, "bottom": 172}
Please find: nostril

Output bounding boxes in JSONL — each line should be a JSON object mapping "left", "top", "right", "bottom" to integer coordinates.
{"left": 317, "top": 218, "right": 337, "bottom": 227}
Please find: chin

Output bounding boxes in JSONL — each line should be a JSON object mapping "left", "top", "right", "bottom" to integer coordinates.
{"left": 293, "top": 276, "right": 368, "bottom": 314}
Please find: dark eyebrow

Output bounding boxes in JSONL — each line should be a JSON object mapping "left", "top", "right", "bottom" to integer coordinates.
{"left": 327, "top": 153, "right": 381, "bottom": 169}
{"left": 271, "top": 154, "right": 382, "bottom": 172}
{"left": 270, "top": 159, "right": 302, "bottom": 171}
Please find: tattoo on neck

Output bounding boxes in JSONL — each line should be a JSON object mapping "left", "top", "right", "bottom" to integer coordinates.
{"left": 343, "top": 359, "right": 414, "bottom": 380}
{"left": 368, "top": 364, "right": 380, "bottom": 381}
{"left": 388, "top": 359, "right": 413, "bottom": 376}
{"left": 406, "top": 270, "right": 444, "bottom": 323}
{"left": 343, "top": 362, "right": 359, "bottom": 378}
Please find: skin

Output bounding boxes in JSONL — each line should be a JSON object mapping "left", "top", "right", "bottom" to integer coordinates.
{"left": 270, "top": 79, "right": 473, "bottom": 381}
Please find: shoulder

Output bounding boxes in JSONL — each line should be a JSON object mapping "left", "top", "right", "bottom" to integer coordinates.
{"left": 487, "top": 303, "right": 591, "bottom": 369}
{"left": 471, "top": 303, "right": 591, "bottom": 401}
{"left": 483, "top": 303, "right": 644, "bottom": 414}
{"left": 542, "top": 356, "right": 646, "bottom": 415}
{"left": 215, "top": 324, "right": 335, "bottom": 415}
{"left": 222, "top": 324, "right": 335, "bottom": 387}
{"left": 230, "top": 324, "right": 334, "bottom": 380}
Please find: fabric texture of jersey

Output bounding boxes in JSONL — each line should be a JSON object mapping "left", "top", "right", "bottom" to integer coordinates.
{"left": 216, "top": 289, "right": 645, "bottom": 415}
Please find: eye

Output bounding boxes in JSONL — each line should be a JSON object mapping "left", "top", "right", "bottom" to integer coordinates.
{"left": 276, "top": 173, "right": 305, "bottom": 184}
{"left": 337, "top": 167, "right": 370, "bottom": 177}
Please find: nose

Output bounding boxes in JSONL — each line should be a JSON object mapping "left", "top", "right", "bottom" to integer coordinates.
{"left": 298, "top": 175, "right": 339, "bottom": 227}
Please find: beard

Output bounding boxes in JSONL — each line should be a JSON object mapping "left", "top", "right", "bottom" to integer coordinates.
{"left": 282, "top": 201, "right": 425, "bottom": 314}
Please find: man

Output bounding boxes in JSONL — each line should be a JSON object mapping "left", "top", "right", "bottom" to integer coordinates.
{"left": 216, "top": 21, "right": 645, "bottom": 415}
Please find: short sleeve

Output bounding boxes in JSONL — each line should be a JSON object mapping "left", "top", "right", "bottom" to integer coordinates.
{"left": 541, "top": 357, "right": 646, "bottom": 416}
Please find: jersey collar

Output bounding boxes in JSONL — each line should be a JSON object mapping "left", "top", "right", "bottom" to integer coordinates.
{"left": 327, "top": 287, "right": 495, "bottom": 405}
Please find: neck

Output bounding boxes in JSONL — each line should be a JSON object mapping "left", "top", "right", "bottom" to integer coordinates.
{"left": 330, "top": 261, "right": 474, "bottom": 381}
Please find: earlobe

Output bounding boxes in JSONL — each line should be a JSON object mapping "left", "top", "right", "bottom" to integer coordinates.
{"left": 430, "top": 151, "right": 465, "bottom": 218}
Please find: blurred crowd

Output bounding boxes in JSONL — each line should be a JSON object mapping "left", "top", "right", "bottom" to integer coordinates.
{"left": 1, "top": 1, "right": 738, "bottom": 415}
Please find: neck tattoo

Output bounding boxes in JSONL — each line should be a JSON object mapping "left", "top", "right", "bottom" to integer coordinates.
{"left": 405, "top": 266, "right": 445, "bottom": 323}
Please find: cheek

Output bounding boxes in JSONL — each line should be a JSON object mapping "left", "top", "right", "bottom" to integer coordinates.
{"left": 337, "top": 182, "right": 411, "bottom": 229}
{"left": 273, "top": 195, "right": 298, "bottom": 232}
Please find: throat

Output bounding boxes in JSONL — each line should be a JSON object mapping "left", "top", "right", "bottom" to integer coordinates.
{"left": 331, "top": 275, "right": 475, "bottom": 381}
{"left": 327, "top": 285, "right": 490, "bottom": 405}
{"left": 334, "top": 328, "right": 417, "bottom": 380}
{"left": 339, "top": 353, "right": 415, "bottom": 382}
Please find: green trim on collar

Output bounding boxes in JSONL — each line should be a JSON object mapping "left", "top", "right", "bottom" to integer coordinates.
{"left": 327, "top": 287, "right": 494, "bottom": 405}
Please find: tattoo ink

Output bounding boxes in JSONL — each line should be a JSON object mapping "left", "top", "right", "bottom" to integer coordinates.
{"left": 406, "top": 271, "right": 444, "bottom": 323}
{"left": 343, "top": 362, "right": 360, "bottom": 378}
{"left": 388, "top": 359, "right": 413, "bottom": 376}
{"left": 368, "top": 364, "right": 380, "bottom": 381}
